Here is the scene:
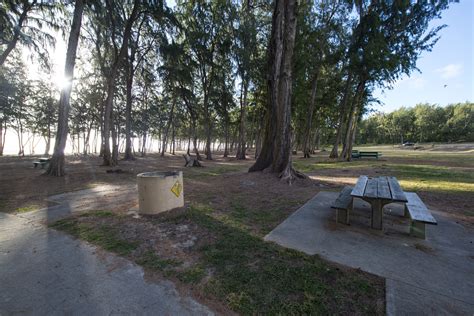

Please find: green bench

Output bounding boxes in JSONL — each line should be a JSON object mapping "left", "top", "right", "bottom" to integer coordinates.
{"left": 352, "top": 150, "right": 382, "bottom": 159}
{"left": 33, "top": 158, "right": 50, "bottom": 169}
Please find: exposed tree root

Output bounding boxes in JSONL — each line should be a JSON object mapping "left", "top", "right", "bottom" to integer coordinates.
{"left": 278, "top": 164, "right": 308, "bottom": 184}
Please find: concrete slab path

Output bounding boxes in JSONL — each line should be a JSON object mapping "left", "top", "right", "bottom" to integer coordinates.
{"left": 265, "top": 191, "right": 474, "bottom": 315}
{"left": 0, "top": 186, "right": 213, "bottom": 315}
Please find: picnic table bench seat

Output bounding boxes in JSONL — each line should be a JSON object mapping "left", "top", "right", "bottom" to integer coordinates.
{"left": 404, "top": 192, "right": 437, "bottom": 239}
{"left": 33, "top": 158, "right": 50, "bottom": 169}
{"left": 331, "top": 186, "right": 353, "bottom": 224}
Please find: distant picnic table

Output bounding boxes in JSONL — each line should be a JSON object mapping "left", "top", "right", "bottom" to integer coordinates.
{"left": 33, "top": 157, "right": 50, "bottom": 169}
{"left": 332, "top": 175, "right": 437, "bottom": 238}
{"left": 351, "top": 150, "right": 382, "bottom": 159}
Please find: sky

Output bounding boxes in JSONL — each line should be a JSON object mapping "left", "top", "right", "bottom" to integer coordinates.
{"left": 372, "top": 0, "right": 474, "bottom": 113}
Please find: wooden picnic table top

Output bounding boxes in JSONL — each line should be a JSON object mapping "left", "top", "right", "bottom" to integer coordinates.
{"left": 351, "top": 175, "right": 407, "bottom": 202}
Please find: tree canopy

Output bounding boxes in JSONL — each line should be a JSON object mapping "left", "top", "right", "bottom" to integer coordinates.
{"left": 0, "top": 0, "right": 457, "bottom": 179}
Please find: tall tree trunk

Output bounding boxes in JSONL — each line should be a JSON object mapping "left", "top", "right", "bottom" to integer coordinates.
{"left": 330, "top": 72, "right": 353, "bottom": 159}
{"left": 83, "top": 122, "right": 93, "bottom": 155}
{"left": 92, "top": 128, "right": 98, "bottom": 154}
{"left": 204, "top": 95, "right": 212, "bottom": 160}
{"left": 141, "top": 132, "right": 147, "bottom": 156}
{"left": 44, "top": 122, "right": 51, "bottom": 156}
{"left": 172, "top": 123, "right": 175, "bottom": 155}
{"left": 0, "top": 122, "right": 5, "bottom": 156}
{"left": 102, "top": 80, "right": 117, "bottom": 165}
{"left": 99, "top": 106, "right": 105, "bottom": 157}
{"left": 341, "top": 80, "right": 365, "bottom": 160}
{"left": 249, "top": 0, "right": 304, "bottom": 183}
{"left": 314, "top": 128, "right": 320, "bottom": 150}
{"left": 236, "top": 80, "right": 248, "bottom": 159}
{"left": 46, "top": 0, "right": 84, "bottom": 176}
{"left": 191, "top": 117, "right": 201, "bottom": 160}
{"left": 303, "top": 69, "right": 319, "bottom": 158}
{"left": 255, "top": 129, "right": 262, "bottom": 159}
{"left": 161, "top": 96, "right": 175, "bottom": 157}
{"left": 102, "top": 0, "right": 140, "bottom": 166}
{"left": 111, "top": 117, "right": 119, "bottom": 163}
{"left": 187, "top": 135, "right": 191, "bottom": 155}
{"left": 223, "top": 117, "right": 229, "bottom": 158}
{"left": 124, "top": 53, "right": 135, "bottom": 160}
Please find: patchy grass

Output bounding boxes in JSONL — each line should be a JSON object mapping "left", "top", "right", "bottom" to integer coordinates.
{"left": 13, "top": 205, "right": 40, "bottom": 213}
{"left": 177, "top": 265, "right": 206, "bottom": 284}
{"left": 185, "top": 164, "right": 248, "bottom": 179}
{"left": 136, "top": 251, "right": 181, "bottom": 273}
{"left": 294, "top": 153, "right": 473, "bottom": 194}
{"left": 293, "top": 160, "right": 374, "bottom": 172}
{"left": 391, "top": 164, "right": 474, "bottom": 193}
{"left": 51, "top": 207, "right": 384, "bottom": 315}
{"left": 216, "top": 197, "right": 300, "bottom": 236}
{"left": 51, "top": 211, "right": 137, "bottom": 256}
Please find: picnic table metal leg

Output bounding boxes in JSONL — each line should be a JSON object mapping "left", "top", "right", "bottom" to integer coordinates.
{"left": 371, "top": 200, "right": 383, "bottom": 230}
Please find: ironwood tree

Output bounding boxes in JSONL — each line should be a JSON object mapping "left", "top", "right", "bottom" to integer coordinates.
{"left": 248, "top": 0, "right": 305, "bottom": 183}
{"left": 46, "top": 0, "right": 85, "bottom": 176}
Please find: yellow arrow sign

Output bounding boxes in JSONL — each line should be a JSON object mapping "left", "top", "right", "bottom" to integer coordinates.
{"left": 171, "top": 180, "right": 182, "bottom": 197}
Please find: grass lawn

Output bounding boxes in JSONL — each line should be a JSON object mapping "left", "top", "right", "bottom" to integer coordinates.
{"left": 293, "top": 148, "right": 474, "bottom": 194}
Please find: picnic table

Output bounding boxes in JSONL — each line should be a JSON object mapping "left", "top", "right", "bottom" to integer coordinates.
{"left": 33, "top": 157, "right": 50, "bottom": 169}
{"left": 331, "top": 175, "right": 437, "bottom": 238}
{"left": 351, "top": 175, "right": 407, "bottom": 229}
{"left": 351, "top": 150, "right": 382, "bottom": 159}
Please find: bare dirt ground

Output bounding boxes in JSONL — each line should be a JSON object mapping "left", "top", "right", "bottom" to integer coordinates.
{"left": 1, "top": 149, "right": 472, "bottom": 225}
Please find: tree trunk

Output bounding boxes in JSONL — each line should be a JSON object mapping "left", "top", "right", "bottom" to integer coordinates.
{"left": 204, "top": 96, "right": 212, "bottom": 160}
{"left": 83, "top": 122, "right": 93, "bottom": 155}
{"left": 102, "top": 80, "right": 117, "bottom": 165}
{"left": 236, "top": 80, "right": 248, "bottom": 160}
{"left": 223, "top": 118, "right": 229, "bottom": 158}
{"left": 303, "top": 69, "right": 319, "bottom": 158}
{"left": 341, "top": 80, "right": 365, "bottom": 160}
{"left": 171, "top": 123, "right": 175, "bottom": 155}
{"left": 46, "top": 0, "right": 85, "bottom": 176}
{"left": 124, "top": 53, "right": 135, "bottom": 160}
{"left": 314, "top": 128, "right": 320, "bottom": 150}
{"left": 248, "top": 0, "right": 304, "bottom": 183}
{"left": 255, "top": 129, "right": 262, "bottom": 159}
{"left": 187, "top": 135, "right": 191, "bottom": 155}
{"left": 161, "top": 96, "right": 176, "bottom": 157}
{"left": 141, "top": 132, "right": 147, "bottom": 156}
{"left": 44, "top": 121, "right": 51, "bottom": 155}
{"left": 111, "top": 117, "right": 119, "bottom": 163}
{"left": 0, "top": 122, "right": 5, "bottom": 156}
{"left": 102, "top": 0, "right": 140, "bottom": 166}
{"left": 330, "top": 72, "right": 353, "bottom": 159}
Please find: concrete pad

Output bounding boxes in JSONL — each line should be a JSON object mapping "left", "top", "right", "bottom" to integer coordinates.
{"left": 0, "top": 211, "right": 213, "bottom": 315}
{"left": 265, "top": 191, "right": 474, "bottom": 315}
